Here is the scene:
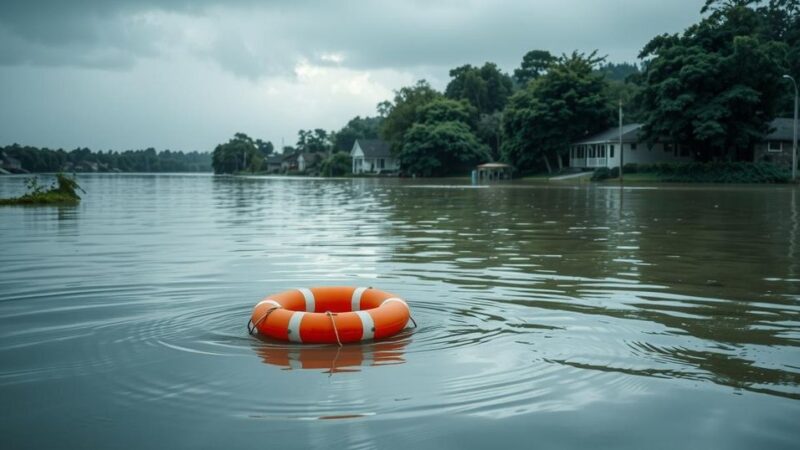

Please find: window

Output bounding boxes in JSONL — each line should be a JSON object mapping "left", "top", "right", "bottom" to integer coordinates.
{"left": 768, "top": 141, "right": 782, "bottom": 152}
{"left": 630, "top": 143, "right": 637, "bottom": 150}
{"left": 600, "top": 146, "right": 605, "bottom": 158}
{"left": 610, "top": 145, "right": 615, "bottom": 158}
{"left": 379, "top": 158, "right": 385, "bottom": 169}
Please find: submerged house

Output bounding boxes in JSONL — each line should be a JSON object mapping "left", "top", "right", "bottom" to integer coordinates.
{"left": 350, "top": 139, "right": 399, "bottom": 174}
{"left": 755, "top": 118, "right": 796, "bottom": 168}
{"left": 568, "top": 124, "right": 691, "bottom": 169}
{"left": 570, "top": 118, "right": 798, "bottom": 170}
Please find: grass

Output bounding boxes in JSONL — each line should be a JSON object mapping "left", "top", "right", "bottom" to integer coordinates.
{"left": 0, "top": 173, "right": 83, "bottom": 205}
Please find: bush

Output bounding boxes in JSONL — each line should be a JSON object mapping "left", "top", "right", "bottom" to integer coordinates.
{"left": 591, "top": 166, "right": 619, "bottom": 181}
{"left": 620, "top": 162, "right": 790, "bottom": 183}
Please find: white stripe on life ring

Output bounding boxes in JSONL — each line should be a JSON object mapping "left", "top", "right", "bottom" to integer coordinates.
{"left": 297, "top": 288, "right": 315, "bottom": 312}
{"left": 256, "top": 299, "right": 281, "bottom": 309}
{"left": 383, "top": 297, "right": 409, "bottom": 309}
{"left": 355, "top": 311, "right": 375, "bottom": 341}
{"left": 287, "top": 312, "right": 306, "bottom": 343}
{"left": 351, "top": 287, "right": 368, "bottom": 312}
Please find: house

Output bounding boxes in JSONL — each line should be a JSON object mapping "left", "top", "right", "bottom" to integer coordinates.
{"left": 568, "top": 123, "right": 692, "bottom": 170}
{"left": 350, "top": 139, "right": 399, "bottom": 174}
{"left": 0, "top": 151, "right": 23, "bottom": 172}
{"left": 264, "top": 154, "right": 283, "bottom": 173}
{"left": 280, "top": 152, "right": 322, "bottom": 173}
{"left": 297, "top": 153, "right": 321, "bottom": 172}
{"left": 281, "top": 152, "right": 299, "bottom": 172}
{"left": 570, "top": 118, "right": 798, "bottom": 170}
{"left": 754, "top": 118, "right": 796, "bottom": 168}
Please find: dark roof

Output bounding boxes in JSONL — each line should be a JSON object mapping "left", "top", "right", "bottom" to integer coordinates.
{"left": 766, "top": 118, "right": 796, "bottom": 141}
{"left": 574, "top": 118, "right": 796, "bottom": 145}
{"left": 265, "top": 154, "right": 283, "bottom": 165}
{"left": 355, "top": 139, "right": 391, "bottom": 158}
{"left": 574, "top": 124, "right": 643, "bottom": 145}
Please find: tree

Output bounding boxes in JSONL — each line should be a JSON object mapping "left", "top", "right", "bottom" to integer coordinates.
{"left": 445, "top": 63, "right": 513, "bottom": 114}
{"left": 502, "top": 51, "right": 612, "bottom": 173}
{"left": 637, "top": 2, "right": 788, "bottom": 161}
{"left": 514, "top": 50, "right": 556, "bottom": 86}
{"left": 296, "top": 129, "right": 331, "bottom": 154}
{"left": 212, "top": 133, "right": 259, "bottom": 174}
{"left": 399, "top": 121, "right": 489, "bottom": 177}
{"left": 333, "top": 116, "right": 382, "bottom": 153}
{"left": 380, "top": 80, "right": 442, "bottom": 144}
{"left": 320, "top": 152, "right": 352, "bottom": 176}
{"left": 477, "top": 111, "right": 503, "bottom": 161}
{"left": 255, "top": 139, "right": 274, "bottom": 156}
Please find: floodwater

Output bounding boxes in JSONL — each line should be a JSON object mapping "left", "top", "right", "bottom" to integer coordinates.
{"left": 1, "top": 173, "right": 799, "bottom": 449}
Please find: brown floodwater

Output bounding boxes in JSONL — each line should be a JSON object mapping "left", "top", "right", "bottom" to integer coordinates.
{"left": 0, "top": 174, "right": 798, "bottom": 449}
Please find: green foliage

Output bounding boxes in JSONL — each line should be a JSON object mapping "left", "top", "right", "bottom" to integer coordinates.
{"left": 380, "top": 80, "right": 441, "bottom": 144}
{"left": 591, "top": 167, "right": 620, "bottom": 180}
{"left": 319, "top": 152, "right": 352, "bottom": 177}
{"left": 255, "top": 139, "right": 274, "bottom": 156}
{"left": 514, "top": 50, "right": 556, "bottom": 86}
{"left": 333, "top": 116, "right": 382, "bottom": 153}
{"left": 502, "top": 51, "right": 612, "bottom": 173}
{"left": 597, "top": 62, "right": 640, "bottom": 82}
{"left": 622, "top": 162, "right": 790, "bottom": 183}
{"left": 0, "top": 173, "right": 84, "bottom": 205}
{"left": 445, "top": 63, "right": 514, "bottom": 115}
{"left": 296, "top": 129, "right": 331, "bottom": 154}
{"left": 417, "top": 98, "right": 478, "bottom": 127}
{"left": 399, "top": 121, "right": 490, "bottom": 177}
{"left": 212, "top": 133, "right": 261, "bottom": 174}
{"left": 637, "top": 2, "right": 790, "bottom": 160}
{"left": 1, "top": 144, "right": 211, "bottom": 173}
{"left": 476, "top": 111, "right": 503, "bottom": 161}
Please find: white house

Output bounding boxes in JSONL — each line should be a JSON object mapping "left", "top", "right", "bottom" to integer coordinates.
{"left": 569, "top": 123, "right": 692, "bottom": 169}
{"left": 570, "top": 118, "right": 798, "bottom": 170}
{"left": 351, "top": 139, "right": 399, "bottom": 174}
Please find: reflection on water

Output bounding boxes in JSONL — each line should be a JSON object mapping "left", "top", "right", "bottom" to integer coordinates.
{"left": 0, "top": 174, "right": 799, "bottom": 449}
{"left": 254, "top": 337, "right": 409, "bottom": 374}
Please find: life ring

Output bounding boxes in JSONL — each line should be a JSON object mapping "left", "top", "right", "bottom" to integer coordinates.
{"left": 248, "top": 286, "right": 412, "bottom": 344}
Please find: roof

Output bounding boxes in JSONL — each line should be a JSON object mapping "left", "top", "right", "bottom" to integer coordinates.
{"left": 574, "top": 124, "right": 643, "bottom": 145}
{"left": 477, "top": 163, "right": 512, "bottom": 169}
{"left": 766, "top": 118, "right": 796, "bottom": 141}
{"left": 573, "top": 118, "right": 796, "bottom": 144}
{"left": 355, "top": 139, "right": 391, "bottom": 158}
{"left": 265, "top": 154, "right": 283, "bottom": 164}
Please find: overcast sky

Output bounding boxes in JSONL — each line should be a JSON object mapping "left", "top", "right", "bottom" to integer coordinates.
{"left": 0, "top": 0, "right": 704, "bottom": 152}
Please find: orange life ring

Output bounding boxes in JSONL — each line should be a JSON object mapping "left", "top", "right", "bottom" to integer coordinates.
{"left": 248, "top": 286, "right": 411, "bottom": 344}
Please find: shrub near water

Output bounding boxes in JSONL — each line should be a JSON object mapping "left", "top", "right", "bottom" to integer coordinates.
{"left": 0, "top": 173, "right": 84, "bottom": 205}
{"left": 609, "top": 162, "right": 790, "bottom": 183}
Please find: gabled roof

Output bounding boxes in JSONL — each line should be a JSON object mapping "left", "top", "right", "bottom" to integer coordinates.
{"left": 354, "top": 139, "right": 391, "bottom": 158}
{"left": 573, "top": 124, "right": 643, "bottom": 145}
{"left": 766, "top": 118, "right": 796, "bottom": 141}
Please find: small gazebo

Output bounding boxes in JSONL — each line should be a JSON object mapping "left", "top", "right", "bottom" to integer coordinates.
{"left": 474, "top": 163, "right": 513, "bottom": 181}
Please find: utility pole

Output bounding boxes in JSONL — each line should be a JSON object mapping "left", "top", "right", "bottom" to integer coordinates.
{"left": 619, "top": 100, "right": 624, "bottom": 184}
{"left": 784, "top": 75, "right": 798, "bottom": 182}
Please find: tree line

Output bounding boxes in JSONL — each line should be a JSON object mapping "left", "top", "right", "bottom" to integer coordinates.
{"left": 215, "top": 1, "right": 798, "bottom": 177}
{"left": 1, "top": 144, "right": 211, "bottom": 173}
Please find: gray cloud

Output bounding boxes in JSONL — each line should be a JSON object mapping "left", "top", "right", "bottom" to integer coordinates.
{"left": 0, "top": 0, "right": 704, "bottom": 76}
{"left": 0, "top": 1, "right": 704, "bottom": 152}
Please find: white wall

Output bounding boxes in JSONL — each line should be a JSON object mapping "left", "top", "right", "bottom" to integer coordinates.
{"left": 570, "top": 142, "right": 692, "bottom": 169}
